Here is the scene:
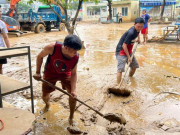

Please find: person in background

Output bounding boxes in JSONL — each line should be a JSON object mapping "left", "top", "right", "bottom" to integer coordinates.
{"left": 141, "top": 9, "right": 151, "bottom": 44}
{"left": 116, "top": 12, "right": 119, "bottom": 23}
{"left": 119, "top": 13, "right": 122, "bottom": 23}
{"left": 0, "top": 5, "right": 11, "bottom": 74}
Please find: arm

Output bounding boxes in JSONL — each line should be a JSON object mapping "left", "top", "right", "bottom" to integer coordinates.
{"left": 137, "top": 34, "right": 141, "bottom": 44}
{"left": 148, "top": 18, "right": 151, "bottom": 23}
{"left": 147, "top": 14, "right": 151, "bottom": 23}
{"left": 2, "top": 33, "right": 10, "bottom": 48}
{"left": 33, "top": 43, "right": 55, "bottom": 80}
{"left": 122, "top": 43, "right": 131, "bottom": 62}
{"left": 123, "top": 32, "right": 133, "bottom": 63}
{"left": 70, "top": 65, "right": 77, "bottom": 98}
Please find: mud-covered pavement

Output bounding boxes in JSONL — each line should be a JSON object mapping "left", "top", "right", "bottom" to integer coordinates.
{"left": 2, "top": 22, "right": 180, "bottom": 135}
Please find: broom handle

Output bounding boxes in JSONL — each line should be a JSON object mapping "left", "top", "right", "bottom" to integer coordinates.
{"left": 39, "top": 78, "right": 104, "bottom": 117}
{"left": 118, "top": 42, "right": 138, "bottom": 88}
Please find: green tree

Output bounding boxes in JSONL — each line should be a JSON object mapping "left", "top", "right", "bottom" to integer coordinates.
{"left": 28, "top": 0, "right": 98, "bottom": 34}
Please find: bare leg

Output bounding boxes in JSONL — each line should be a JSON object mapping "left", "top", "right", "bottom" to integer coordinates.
{"left": 42, "top": 92, "right": 50, "bottom": 113}
{"left": 129, "top": 67, "right": 136, "bottom": 77}
{"left": 117, "top": 72, "right": 122, "bottom": 84}
{"left": 67, "top": 89, "right": 77, "bottom": 126}
{"left": 0, "top": 64, "right": 3, "bottom": 74}
{"left": 143, "top": 35, "right": 146, "bottom": 44}
{"left": 145, "top": 34, "right": 148, "bottom": 43}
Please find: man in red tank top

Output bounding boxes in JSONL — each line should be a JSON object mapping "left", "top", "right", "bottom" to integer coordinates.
{"left": 33, "top": 35, "right": 82, "bottom": 126}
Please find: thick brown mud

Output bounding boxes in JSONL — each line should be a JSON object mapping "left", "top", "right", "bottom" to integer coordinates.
{"left": 2, "top": 22, "right": 180, "bottom": 135}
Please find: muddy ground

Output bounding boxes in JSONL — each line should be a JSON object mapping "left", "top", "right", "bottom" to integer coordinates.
{"left": 2, "top": 22, "right": 180, "bottom": 135}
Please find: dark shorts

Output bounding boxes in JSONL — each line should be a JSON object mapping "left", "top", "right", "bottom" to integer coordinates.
{"left": 116, "top": 54, "right": 139, "bottom": 72}
{"left": 42, "top": 76, "right": 71, "bottom": 95}
{"left": 0, "top": 58, "right": 7, "bottom": 64}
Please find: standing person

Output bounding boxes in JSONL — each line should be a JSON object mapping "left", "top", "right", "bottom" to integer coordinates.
{"left": 33, "top": 35, "right": 82, "bottom": 125}
{"left": 0, "top": 5, "right": 11, "bottom": 74}
{"left": 115, "top": 18, "right": 145, "bottom": 84}
{"left": 119, "top": 13, "right": 122, "bottom": 23}
{"left": 116, "top": 12, "right": 119, "bottom": 23}
{"left": 141, "top": 9, "right": 151, "bottom": 44}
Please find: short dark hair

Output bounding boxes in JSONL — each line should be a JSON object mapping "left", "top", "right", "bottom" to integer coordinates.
{"left": 142, "top": 9, "right": 146, "bottom": 13}
{"left": 135, "top": 17, "right": 145, "bottom": 24}
{"left": 0, "top": 5, "right": 1, "bottom": 8}
{"left": 63, "top": 35, "right": 82, "bottom": 50}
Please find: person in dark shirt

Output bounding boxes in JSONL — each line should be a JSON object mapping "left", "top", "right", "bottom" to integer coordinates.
{"left": 115, "top": 17, "right": 145, "bottom": 84}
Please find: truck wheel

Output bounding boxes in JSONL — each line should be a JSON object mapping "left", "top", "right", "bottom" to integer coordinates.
{"left": 59, "top": 23, "right": 65, "bottom": 31}
{"left": 35, "top": 24, "right": 45, "bottom": 33}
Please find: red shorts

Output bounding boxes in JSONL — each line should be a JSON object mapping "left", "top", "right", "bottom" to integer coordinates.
{"left": 141, "top": 28, "right": 148, "bottom": 34}
{"left": 42, "top": 76, "right": 71, "bottom": 95}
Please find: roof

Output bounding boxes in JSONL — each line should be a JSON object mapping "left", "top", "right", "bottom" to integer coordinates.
{"left": 140, "top": 0, "right": 176, "bottom": 6}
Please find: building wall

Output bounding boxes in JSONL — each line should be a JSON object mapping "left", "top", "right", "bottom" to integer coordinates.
{"left": 130, "top": 1, "right": 139, "bottom": 21}
{"left": 112, "top": 4, "right": 131, "bottom": 22}
{"left": 82, "top": 2, "right": 107, "bottom": 21}
{"left": 112, "top": 1, "right": 139, "bottom": 22}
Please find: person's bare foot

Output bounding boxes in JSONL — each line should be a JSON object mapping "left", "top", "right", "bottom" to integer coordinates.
{"left": 68, "top": 118, "right": 77, "bottom": 126}
{"left": 41, "top": 103, "right": 50, "bottom": 114}
{"left": 69, "top": 118, "right": 73, "bottom": 126}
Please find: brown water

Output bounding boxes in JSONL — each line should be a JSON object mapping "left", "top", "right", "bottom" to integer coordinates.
{"left": 3, "top": 22, "right": 180, "bottom": 135}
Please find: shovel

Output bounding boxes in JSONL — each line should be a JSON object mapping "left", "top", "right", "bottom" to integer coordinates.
{"left": 108, "top": 42, "right": 139, "bottom": 96}
{"left": 39, "top": 78, "right": 126, "bottom": 124}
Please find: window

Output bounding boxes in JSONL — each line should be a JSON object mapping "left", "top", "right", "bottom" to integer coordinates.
{"left": 113, "top": 8, "right": 117, "bottom": 17}
{"left": 87, "top": 6, "right": 101, "bottom": 16}
{"left": 122, "top": 7, "right": 128, "bottom": 16}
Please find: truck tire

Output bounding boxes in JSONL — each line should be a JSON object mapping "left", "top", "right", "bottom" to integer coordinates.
{"left": 59, "top": 23, "right": 65, "bottom": 31}
{"left": 35, "top": 24, "right": 45, "bottom": 33}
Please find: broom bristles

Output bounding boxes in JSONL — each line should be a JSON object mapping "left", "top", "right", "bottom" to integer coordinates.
{"left": 108, "top": 87, "right": 131, "bottom": 97}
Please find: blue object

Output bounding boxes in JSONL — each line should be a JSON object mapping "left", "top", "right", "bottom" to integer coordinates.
{"left": 140, "top": 0, "right": 176, "bottom": 6}
{"left": 18, "top": 5, "right": 65, "bottom": 23}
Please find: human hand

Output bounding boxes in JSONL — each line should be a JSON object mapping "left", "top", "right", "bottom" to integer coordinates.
{"left": 128, "top": 56, "right": 132, "bottom": 64}
{"left": 33, "top": 73, "right": 41, "bottom": 81}
{"left": 136, "top": 39, "right": 141, "bottom": 44}
{"left": 71, "top": 91, "right": 77, "bottom": 99}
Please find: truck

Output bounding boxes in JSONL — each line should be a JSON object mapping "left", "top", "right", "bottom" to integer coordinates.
{"left": 17, "top": 5, "right": 66, "bottom": 33}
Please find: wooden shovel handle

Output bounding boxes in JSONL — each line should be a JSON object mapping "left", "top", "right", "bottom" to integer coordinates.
{"left": 39, "top": 78, "right": 104, "bottom": 117}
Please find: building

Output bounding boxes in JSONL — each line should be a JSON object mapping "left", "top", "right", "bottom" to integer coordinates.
{"left": 111, "top": 0, "right": 139, "bottom": 22}
{"left": 82, "top": 1, "right": 107, "bottom": 21}
{"left": 139, "top": 0, "right": 177, "bottom": 20}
